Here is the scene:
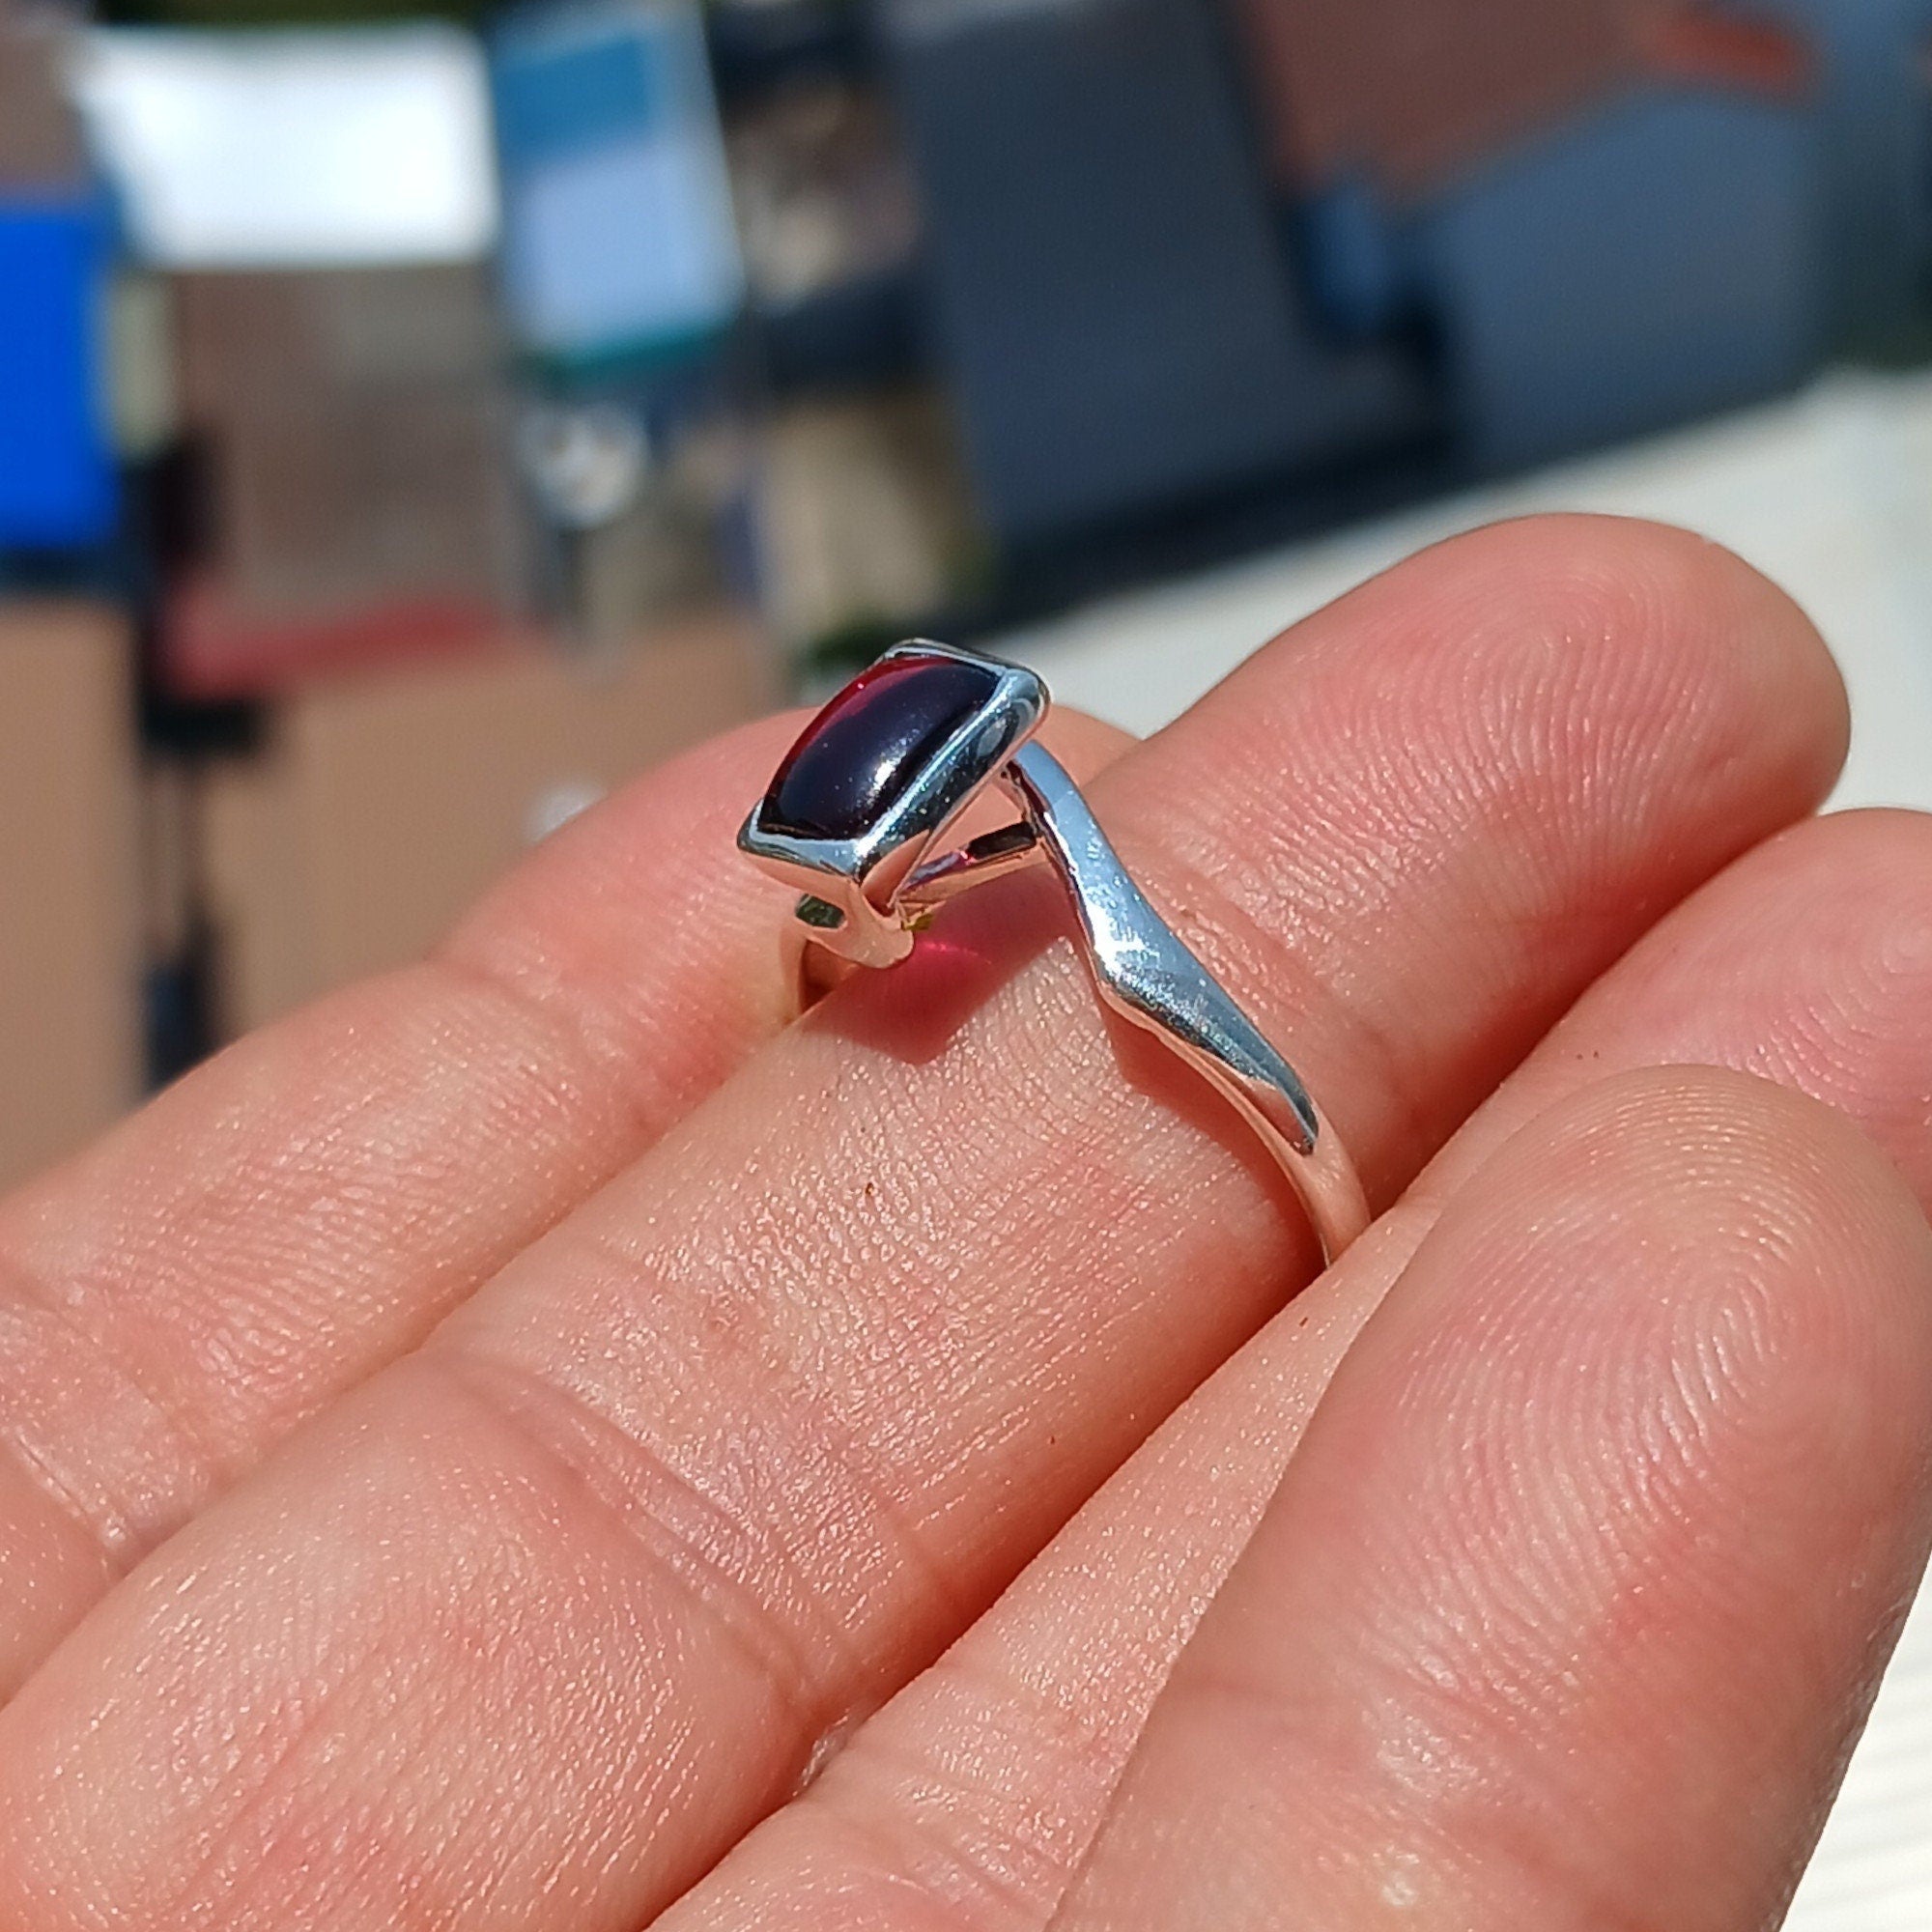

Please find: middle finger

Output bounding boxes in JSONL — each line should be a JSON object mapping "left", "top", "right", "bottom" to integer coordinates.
{"left": 660, "top": 803, "right": 1932, "bottom": 1932}
{"left": 0, "top": 516, "right": 1845, "bottom": 1932}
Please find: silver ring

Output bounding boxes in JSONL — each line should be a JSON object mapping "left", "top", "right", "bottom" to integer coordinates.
{"left": 738, "top": 640, "right": 1369, "bottom": 1265}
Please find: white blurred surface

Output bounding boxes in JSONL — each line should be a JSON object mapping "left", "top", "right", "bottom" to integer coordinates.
{"left": 70, "top": 26, "right": 498, "bottom": 269}
{"left": 1006, "top": 368, "right": 1932, "bottom": 813}
{"left": 999, "top": 368, "right": 1932, "bottom": 1927}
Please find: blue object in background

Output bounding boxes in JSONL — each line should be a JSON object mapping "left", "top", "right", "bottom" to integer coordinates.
{"left": 1761, "top": 0, "right": 1932, "bottom": 344}
{"left": 490, "top": 0, "right": 743, "bottom": 375}
{"left": 0, "top": 199, "right": 117, "bottom": 550}
{"left": 1415, "top": 86, "right": 1823, "bottom": 471}
{"left": 885, "top": 0, "right": 1434, "bottom": 548}
{"left": 1298, "top": 173, "right": 1416, "bottom": 345}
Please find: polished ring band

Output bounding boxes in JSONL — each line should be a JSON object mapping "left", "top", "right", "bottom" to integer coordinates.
{"left": 738, "top": 640, "right": 1370, "bottom": 1264}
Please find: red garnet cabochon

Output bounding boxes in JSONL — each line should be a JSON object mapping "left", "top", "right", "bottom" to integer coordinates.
{"left": 761, "top": 653, "right": 1001, "bottom": 842}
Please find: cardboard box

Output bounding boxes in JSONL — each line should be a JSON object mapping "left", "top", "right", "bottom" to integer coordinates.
{"left": 0, "top": 603, "right": 143, "bottom": 1187}
{"left": 200, "top": 611, "right": 775, "bottom": 1035}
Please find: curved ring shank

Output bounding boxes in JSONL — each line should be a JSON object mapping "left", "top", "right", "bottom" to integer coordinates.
{"left": 1003, "top": 743, "right": 1369, "bottom": 1264}
{"left": 791, "top": 740, "right": 1369, "bottom": 1265}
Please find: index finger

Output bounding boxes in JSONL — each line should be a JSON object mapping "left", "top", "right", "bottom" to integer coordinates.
{"left": 0, "top": 697, "right": 1126, "bottom": 1698}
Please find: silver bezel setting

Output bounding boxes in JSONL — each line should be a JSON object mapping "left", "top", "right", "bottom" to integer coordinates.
{"left": 739, "top": 638, "right": 1370, "bottom": 1263}
{"left": 737, "top": 639, "right": 1049, "bottom": 968}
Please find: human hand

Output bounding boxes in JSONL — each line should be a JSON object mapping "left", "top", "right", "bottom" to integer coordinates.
{"left": 0, "top": 516, "right": 1928, "bottom": 1930}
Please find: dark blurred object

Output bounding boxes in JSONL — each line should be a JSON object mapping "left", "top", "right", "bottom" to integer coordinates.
{"left": 756, "top": 264, "right": 923, "bottom": 397}
{"left": 705, "top": 0, "right": 869, "bottom": 102}
{"left": 0, "top": 605, "right": 142, "bottom": 1187}
{"left": 161, "top": 264, "right": 532, "bottom": 696}
{"left": 197, "top": 611, "right": 773, "bottom": 1036}
{"left": 138, "top": 754, "right": 223, "bottom": 1082}
{"left": 883, "top": 0, "right": 1435, "bottom": 554}
{"left": 1766, "top": 0, "right": 1932, "bottom": 353}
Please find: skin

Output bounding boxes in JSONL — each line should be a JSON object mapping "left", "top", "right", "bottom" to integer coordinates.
{"left": 0, "top": 701, "right": 1132, "bottom": 1699}
{"left": 0, "top": 514, "right": 1927, "bottom": 1931}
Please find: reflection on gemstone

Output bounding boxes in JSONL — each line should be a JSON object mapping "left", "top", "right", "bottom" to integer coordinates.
{"left": 761, "top": 654, "right": 1001, "bottom": 842}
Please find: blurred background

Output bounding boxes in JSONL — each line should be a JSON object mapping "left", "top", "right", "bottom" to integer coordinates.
{"left": 5, "top": 0, "right": 1932, "bottom": 1916}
